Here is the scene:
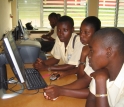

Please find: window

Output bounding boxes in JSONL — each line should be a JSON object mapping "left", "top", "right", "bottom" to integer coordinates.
{"left": 98, "top": 0, "right": 124, "bottom": 27}
{"left": 17, "top": 0, "right": 87, "bottom": 28}
{"left": 117, "top": 0, "right": 124, "bottom": 27}
{"left": 66, "top": 0, "right": 87, "bottom": 27}
{"left": 17, "top": 0, "right": 41, "bottom": 27}
{"left": 42, "top": 0, "right": 65, "bottom": 28}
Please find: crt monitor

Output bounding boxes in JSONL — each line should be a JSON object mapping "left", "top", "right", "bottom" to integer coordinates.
{"left": 18, "top": 19, "right": 25, "bottom": 37}
{"left": 12, "top": 26, "right": 19, "bottom": 41}
{"left": 3, "top": 31, "right": 25, "bottom": 83}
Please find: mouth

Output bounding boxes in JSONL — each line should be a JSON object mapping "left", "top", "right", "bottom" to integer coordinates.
{"left": 59, "top": 37, "right": 64, "bottom": 41}
{"left": 81, "top": 39, "right": 87, "bottom": 44}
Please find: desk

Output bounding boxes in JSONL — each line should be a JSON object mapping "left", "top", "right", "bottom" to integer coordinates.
{"left": 0, "top": 64, "right": 86, "bottom": 107}
{"left": 29, "top": 27, "right": 50, "bottom": 34}
{"left": 29, "top": 34, "right": 43, "bottom": 39}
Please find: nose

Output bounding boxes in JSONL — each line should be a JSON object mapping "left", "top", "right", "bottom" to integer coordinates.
{"left": 80, "top": 33, "right": 84, "bottom": 39}
{"left": 57, "top": 30, "right": 63, "bottom": 37}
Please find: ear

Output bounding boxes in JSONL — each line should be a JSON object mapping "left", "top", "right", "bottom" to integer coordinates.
{"left": 106, "top": 47, "right": 112, "bottom": 58}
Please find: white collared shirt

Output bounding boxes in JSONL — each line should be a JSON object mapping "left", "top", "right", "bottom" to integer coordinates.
{"left": 84, "top": 57, "right": 94, "bottom": 76}
{"left": 51, "top": 33, "right": 84, "bottom": 66}
{"left": 51, "top": 26, "right": 57, "bottom": 39}
{"left": 89, "top": 64, "right": 124, "bottom": 107}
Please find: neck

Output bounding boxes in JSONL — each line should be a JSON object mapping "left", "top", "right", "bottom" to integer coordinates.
{"left": 107, "top": 57, "right": 124, "bottom": 81}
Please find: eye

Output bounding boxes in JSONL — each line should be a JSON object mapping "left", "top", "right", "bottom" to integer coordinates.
{"left": 57, "top": 29, "right": 60, "bottom": 32}
{"left": 64, "top": 29, "right": 68, "bottom": 32}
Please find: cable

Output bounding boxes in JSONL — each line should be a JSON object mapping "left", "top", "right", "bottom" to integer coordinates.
{"left": 8, "top": 88, "right": 40, "bottom": 95}
{"left": 0, "top": 77, "right": 39, "bottom": 95}
{"left": 1, "top": 76, "right": 53, "bottom": 95}
{"left": 49, "top": 80, "right": 52, "bottom": 85}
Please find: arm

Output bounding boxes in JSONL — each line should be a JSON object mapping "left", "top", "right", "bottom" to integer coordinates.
{"left": 95, "top": 77, "right": 109, "bottom": 107}
{"left": 77, "top": 45, "right": 90, "bottom": 78}
{"left": 42, "top": 29, "right": 54, "bottom": 38}
{"left": 86, "top": 68, "right": 109, "bottom": 107}
{"left": 42, "top": 35, "right": 55, "bottom": 41}
{"left": 86, "top": 92, "right": 96, "bottom": 107}
{"left": 51, "top": 67, "right": 78, "bottom": 79}
{"left": 44, "top": 72, "right": 92, "bottom": 100}
{"left": 63, "top": 72, "right": 91, "bottom": 89}
{"left": 50, "top": 45, "right": 90, "bottom": 78}
{"left": 41, "top": 29, "right": 55, "bottom": 41}
{"left": 33, "top": 57, "right": 59, "bottom": 71}
{"left": 44, "top": 85, "right": 89, "bottom": 100}
{"left": 33, "top": 57, "right": 75, "bottom": 71}
{"left": 49, "top": 64, "right": 75, "bottom": 71}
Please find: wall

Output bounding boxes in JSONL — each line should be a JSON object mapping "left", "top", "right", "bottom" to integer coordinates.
{"left": 0, "top": 0, "right": 12, "bottom": 39}
{"left": 11, "top": 0, "right": 17, "bottom": 28}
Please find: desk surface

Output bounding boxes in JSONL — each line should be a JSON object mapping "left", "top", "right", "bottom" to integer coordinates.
{"left": 0, "top": 64, "right": 86, "bottom": 107}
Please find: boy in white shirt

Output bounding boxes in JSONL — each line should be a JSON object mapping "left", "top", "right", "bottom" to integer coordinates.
{"left": 40, "top": 12, "right": 58, "bottom": 52}
{"left": 86, "top": 27, "right": 124, "bottom": 107}
{"left": 33, "top": 15, "right": 83, "bottom": 72}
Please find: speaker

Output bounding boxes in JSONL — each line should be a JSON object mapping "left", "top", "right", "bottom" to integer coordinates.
{"left": 0, "top": 64, "right": 8, "bottom": 90}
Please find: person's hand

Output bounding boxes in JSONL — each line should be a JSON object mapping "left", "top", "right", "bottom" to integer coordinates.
{"left": 81, "top": 45, "right": 90, "bottom": 58}
{"left": 90, "top": 68, "right": 109, "bottom": 81}
{"left": 34, "top": 58, "right": 42, "bottom": 64}
{"left": 42, "top": 34, "right": 47, "bottom": 38}
{"left": 43, "top": 85, "right": 61, "bottom": 100}
{"left": 33, "top": 58, "right": 47, "bottom": 71}
{"left": 51, "top": 71, "right": 69, "bottom": 79}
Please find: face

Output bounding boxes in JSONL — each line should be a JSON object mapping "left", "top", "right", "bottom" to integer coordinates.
{"left": 88, "top": 39, "right": 109, "bottom": 71}
{"left": 80, "top": 23, "right": 95, "bottom": 45}
{"left": 57, "top": 22, "right": 74, "bottom": 44}
{"left": 49, "top": 17, "right": 57, "bottom": 28}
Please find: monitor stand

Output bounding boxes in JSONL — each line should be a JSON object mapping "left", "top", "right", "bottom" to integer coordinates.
{"left": 0, "top": 79, "right": 24, "bottom": 99}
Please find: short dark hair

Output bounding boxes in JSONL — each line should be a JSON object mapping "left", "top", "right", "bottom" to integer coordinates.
{"left": 94, "top": 27, "right": 124, "bottom": 56}
{"left": 58, "top": 15, "right": 74, "bottom": 27}
{"left": 48, "top": 12, "right": 57, "bottom": 19}
{"left": 81, "top": 16, "right": 101, "bottom": 32}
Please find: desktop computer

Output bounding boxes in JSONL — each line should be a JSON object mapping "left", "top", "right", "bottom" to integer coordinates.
{"left": 0, "top": 31, "right": 47, "bottom": 99}
{"left": 12, "top": 19, "right": 46, "bottom": 63}
{"left": 13, "top": 19, "right": 41, "bottom": 48}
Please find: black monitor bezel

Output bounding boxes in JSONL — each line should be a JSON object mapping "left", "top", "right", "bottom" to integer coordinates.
{"left": 3, "top": 31, "right": 25, "bottom": 83}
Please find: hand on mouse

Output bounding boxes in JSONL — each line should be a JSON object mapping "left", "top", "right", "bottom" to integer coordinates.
{"left": 50, "top": 73, "right": 60, "bottom": 81}
{"left": 51, "top": 71, "right": 70, "bottom": 79}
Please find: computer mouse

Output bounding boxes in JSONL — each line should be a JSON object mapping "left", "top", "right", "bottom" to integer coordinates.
{"left": 50, "top": 74, "right": 60, "bottom": 81}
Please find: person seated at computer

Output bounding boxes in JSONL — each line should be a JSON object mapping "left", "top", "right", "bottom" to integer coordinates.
{"left": 57, "top": 13, "right": 61, "bottom": 20}
{"left": 33, "top": 15, "right": 83, "bottom": 73}
{"left": 40, "top": 12, "right": 58, "bottom": 52}
{"left": 43, "top": 16, "right": 101, "bottom": 100}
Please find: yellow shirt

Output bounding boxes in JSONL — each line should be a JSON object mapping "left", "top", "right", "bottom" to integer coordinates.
{"left": 89, "top": 64, "right": 124, "bottom": 107}
{"left": 51, "top": 26, "right": 57, "bottom": 39}
{"left": 51, "top": 33, "right": 84, "bottom": 66}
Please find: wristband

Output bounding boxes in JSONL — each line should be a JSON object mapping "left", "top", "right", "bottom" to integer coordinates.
{"left": 79, "top": 60, "right": 86, "bottom": 65}
{"left": 95, "top": 94, "right": 108, "bottom": 97}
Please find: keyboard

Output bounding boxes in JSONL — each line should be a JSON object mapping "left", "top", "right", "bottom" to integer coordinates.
{"left": 24, "top": 68, "right": 47, "bottom": 90}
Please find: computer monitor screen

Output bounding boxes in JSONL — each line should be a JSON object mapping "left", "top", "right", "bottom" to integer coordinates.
{"left": 3, "top": 31, "right": 25, "bottom": 83}
{"left": 12, "top": 26, "right": 19, "bottom": 41}
{"left": 18, "top": 19, "right": 25, "bottom": 36}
